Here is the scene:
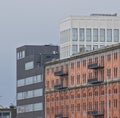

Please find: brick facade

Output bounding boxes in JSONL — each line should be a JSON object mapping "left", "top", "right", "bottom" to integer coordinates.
{"left": 45, "top": 44, "right": 120, "bottom": 118}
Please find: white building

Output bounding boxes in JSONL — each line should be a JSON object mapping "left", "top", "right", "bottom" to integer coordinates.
{"left": 60, "top": 14, "right": 120, "bottom": 59}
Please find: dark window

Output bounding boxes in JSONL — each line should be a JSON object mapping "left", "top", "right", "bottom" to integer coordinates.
{"left": 114, "top": 52, "right": 118, "bottom": 60}
{"left": 107, "top": 54, "right": 111, "bottom": 61}
{"left": 77, "top": 74, "right": 80, "bottom": 84}
{"left": 77, "top": 61, "right": 80, "bottom": 68}
{"left": 71, "top": 63, "right": 74, "bottom": 69}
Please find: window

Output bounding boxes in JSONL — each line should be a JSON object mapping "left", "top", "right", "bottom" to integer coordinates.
{"left": 83, "top": 60, "right": 86, "bottom": 67}
{"left": 114, "top": 99, "right": 117, "bottom": 108}
{"left": 71, "top": 63, "right": 74, "bottom": 69}
{"left": 77, "top": 61, "right": 80, "bottom": 68}
{"left": 107, "top": 69, "right": 111, "bottom": 78}
{"left": 86, "top": 45, "right": 91, "bottom": 51}
{"left": 79, "top": 28, "right": 84, "bottom": 41}
{"left": 25, "top": 77, "right": 33, "bottom": 85}
{"left": 77, "top": 74, "right": 80, "bottom": 84}
{"left": 95, "top": 101, "right": 98, "bottom": 110}
{"left": 107, "top": 29, "right": 112, "bottom": 42}
{"left": 83, "top": 103, "right": 86, "bottom": 111}
{"left": 17, "top": 79, "right": 24, "bottom": 87}
{"left": 34, "top": 89, "right": 43, "bottom": 97}
{"left": 93, "top": 45, "right": 98, "bottom": 50}
{"left": 100, "top": 29, "right": 105, "bottom": 42}
{"left": 71, "top": 76, "right": 74, "bottom": 85}
{"left": 109, "top": 100, "right": 111, "bottom": 108}
{"left": 88, "top": 73, "right": 92, "bottom": 79}
{"left": 72, "top": 28, "right": 78, "bottom": 41}
{"left": 114, "top": 52, "right": 118, "bottom": 60}
{"left": 83, "top": 74, "right": 86, "bottom": 83}
{"left": 34, "top": 103, "right": 43, "bottom": 111}
{"left": 114, "top": 67, "right": 118, "bottom": 78}
{"left": 86, "top": 28, "right": 91, "bottom": 41}
{"left": 51, "top": 80, "right": 54, "bottom": 88}
{"left": 25, "top": 61, "right": 34, "bottom": 70}
{"left": 77, "top": 94, "right": 80, "bottom": 98}
{"left": 107, "top": 54, "right": 111, "bottom": 61}
{"left": 71, "top": 95, "right": 74, "bottom": 99}
{"left": 71, "top": 104, "right": 74, "bottom": 112}
{"left": 88, "top": 102, "right": 92, "bottom": 110}
{"left": 17, "top": 92, "right": 23, "bottom": 100}
{"left": 93, "top": 29, "right": 98, "bottom": 42}
{"left": 94, "top": 91, "right": 98, "bottom": 96}
{"left": 17, "top": 74, "right": 43, "bottom": 87}
{"left": 113, "top": 89, "right": 117, "bottom": 94}
{"left": 17, "top": 50, "right": 25, "bottom": 60}
{"left": 114, "top": 29, "right": 119, "bottom": 42}
{"left": 77, "top": 104, "right": 80, "bottom": 111}
{"left": 72, "top": 45, "right": 78, "bottom": 54}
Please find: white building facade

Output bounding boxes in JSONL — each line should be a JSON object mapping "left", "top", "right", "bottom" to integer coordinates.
{"left": 60, "top": 14, "right": 120, "bottom": 59}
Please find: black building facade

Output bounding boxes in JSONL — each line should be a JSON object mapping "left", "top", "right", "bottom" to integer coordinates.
{"left": 16, "top": 45, "right": 59, "bottom": 118}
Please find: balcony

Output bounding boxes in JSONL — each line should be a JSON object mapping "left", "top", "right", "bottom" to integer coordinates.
{"left": 54, "top": 84, "right": 68, "bottom": 90}
{"left": 88, "top": 63, "right": 104, "bottom": 69}
{"left": 88, "top": 78, "right": 103, "bottom": 84}
{"left": 88, "top": 110, "right": 104, "bottom": 116}
{"left": 55, "top": 114, "right": 68, "bottom": 118}
{"left": 54, "top": 70, "right": 68, "bottom": 76}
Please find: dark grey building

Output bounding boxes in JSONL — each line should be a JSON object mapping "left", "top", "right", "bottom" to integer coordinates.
{"left": 16, "top": 45, "right": 59, "bottom": 118}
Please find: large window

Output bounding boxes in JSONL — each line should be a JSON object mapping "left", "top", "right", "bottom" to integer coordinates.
{"left": 72, "top": 28, "right": 78, "bottom": 41}
{"left": 17, "top": 74, "right": 43, "bottom": 87}
{"left": 114, "top": 29, "right": 119, "bottom": 42}
{"left": 93, "top": 29, "right": 98, "bottom": 42}
{"left": 100, "top": 29, "right": 105, "bottom": 42}
{"left": 86, "top": 28, "right": 91, "bottom": 41}
{"left": 25, "top": 61, "right": 34, "bottom": 70}
{"left": 17, "top": 103, "right": 43, "bottom": 113}
{"left": 79, "top": 28, "right": 84, "bottom": 41}
{"left": 17, "top": 88, "right": 43, "bottom": 100}
{"left": 107, "top": 29, "right": 112, "bottom": 42}
{"left": 72, "top": 45, "right": 78, "bottom": 54}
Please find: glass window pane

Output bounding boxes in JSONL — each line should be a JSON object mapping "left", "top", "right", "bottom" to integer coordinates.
{"left": 86, "top": 45, "right": 91, "bottom": 51}
{"left": 86, "top": 29, "right": 91, "bottom": 41}
{"left": 25, "top": 61, "right": 34, "bottom": 70}
{"left": 34, "top": 89, "right": 43, "bottom": 97}
{"left": 114, "top": 29, "right": 119, "bottom": 42}
{"left": 17, "top": 92, "right": 23, "bottom": 100}
{"left": 17, "top": 79, "right": 24, "bottom": 87}
{"left": 72, "top": 45, "right": 78, "bottom": 54}
{"left": 100, "top": 29, "right": 105, "bottom": 42}
{"left": 93, "top": 29, "right": 98, "bottom": 42}
{"left": 79, "top": 28, "right": 84, "bottom": 41}
{"left": 34, "top": 103, "right": 43, "bottom": 111}
{"left": 107, "top": 29, "right": 112, "bottom": 42}
{"left": 25, "top": 77, "right": 33, "bottom": 85}
{"left": 72, "top": 28, "right": 78, "bottom": 41}
{"left": 93, "top": 45, "right": 98, "bottom": 50}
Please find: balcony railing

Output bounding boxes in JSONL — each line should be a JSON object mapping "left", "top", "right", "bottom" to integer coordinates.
{"left": 88, "top": 78, "right": 103, "bottom": 84}
{"left": 54, "top": 84, "right": 68, "bottom": 90}
{"left": 55, "top": 114, "right": 68, "bottom": 118}
{"left": 88, "top": 63, "right": 104, "bottom": 69}
{"left": 54, "top": 70, "right": 68, "bottom": 76}
{"left": 88, "top": 110, "right": 104, "bottom": 116}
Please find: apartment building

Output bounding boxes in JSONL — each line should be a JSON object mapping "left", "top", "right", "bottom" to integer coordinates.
{"left": 45, "top": 43, "right": 120, "bottom": 118}
{"left": 16, "top": 45, "right": 59, "bottom": 118}
{"left": 60, "top": 13, "right": 120, "bottom": 59}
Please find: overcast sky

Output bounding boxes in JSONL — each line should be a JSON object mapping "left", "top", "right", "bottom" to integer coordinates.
{"left": 0, "top": 0, "right": 120, "bottom": 107}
